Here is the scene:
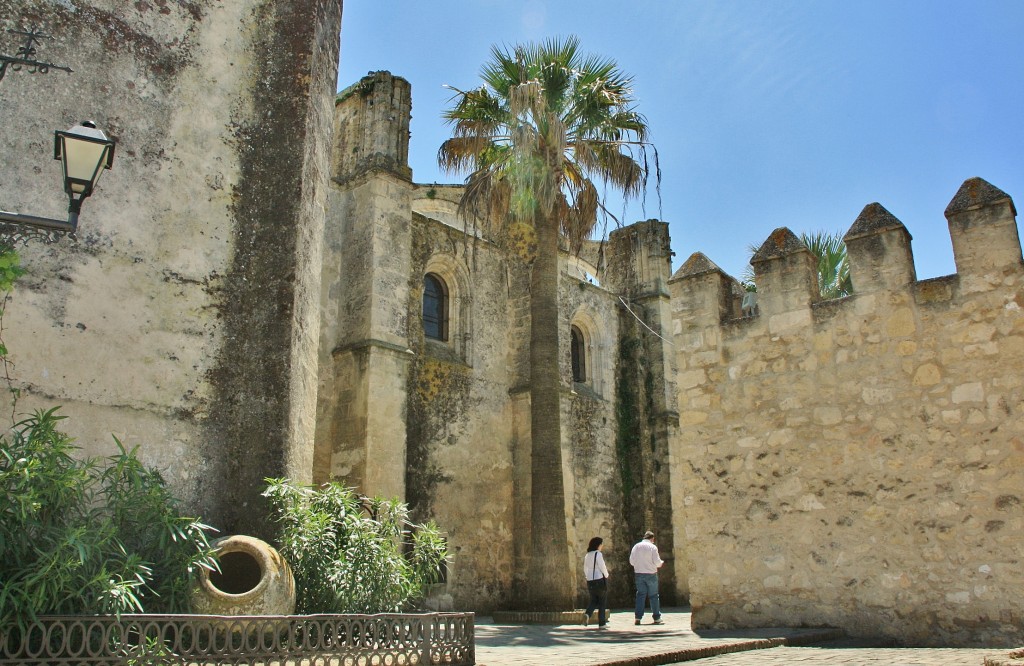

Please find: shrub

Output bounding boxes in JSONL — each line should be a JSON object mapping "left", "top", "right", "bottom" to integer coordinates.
{"left": 0, "top": 408, "right": 218, "bottom": 629}
{"left": 263, "top": 479, "right": 447, "bottom": 614}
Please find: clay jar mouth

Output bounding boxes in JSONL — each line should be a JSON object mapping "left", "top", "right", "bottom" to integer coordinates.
{"left": 201, "top": 537, "right": 270, "bottom": 601}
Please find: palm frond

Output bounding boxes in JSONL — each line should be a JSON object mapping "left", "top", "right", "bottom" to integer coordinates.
{"left": 438, "top": 136, "right": 492, "bottom": 174}
{"left": 577, "top": 142, "right": 645, "bottom": 197}
{"left": 562, "top": 180, "right": 599, "bottom": 255}
{"left": 438, "top": 35, "right": 658, "bottom": 254}
{"left": 800, "top": 231, "right": 852, "bottom": 298}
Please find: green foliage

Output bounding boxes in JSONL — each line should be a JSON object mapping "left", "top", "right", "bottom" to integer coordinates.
{"left": 263, "top": 479, "right": 447, "bottom": 614}
{"left": 800, "top": 230, "right": 853, "bottom": 298}
{"left": 0, "top": 245, "right": 25, "bottom": 293}
{"left": 0, "top": 408, "right": 218, "bottom": 629}
{"left": 0, "top": 245, "right": 24, "bottom": 417}
{"left": 438, "top": 35, "right": 655, "bottom": 251}
{"left": 744, "top": 231, "right": 852, "bottom": 298}
{"left": 741, "top": 243, "right": 760, "bottom": 289}
{"left": 120, "top": 635, "right": 176, "bottom": 666}
{"left": 615, "top": 336, "right": 645, "bottom": 498}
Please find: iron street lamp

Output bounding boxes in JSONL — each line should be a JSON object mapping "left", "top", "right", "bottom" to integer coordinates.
{"left": 0, "top": 120, "right": 116, "bottom": 245}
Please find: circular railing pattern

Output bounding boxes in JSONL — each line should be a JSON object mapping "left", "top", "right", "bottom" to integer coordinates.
{"left": 0, "top": 612, "right": 474, "bottom": 665}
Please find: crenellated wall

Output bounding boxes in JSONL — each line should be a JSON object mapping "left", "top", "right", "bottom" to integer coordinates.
{"left": 669, "top": 178, "right": 1024, "bottom": 646}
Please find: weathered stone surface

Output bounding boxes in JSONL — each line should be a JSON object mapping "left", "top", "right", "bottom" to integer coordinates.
{"left": 946, "top": 177, "right": 1015, "bottom": 216}
{"left": 751, "top": 227, "right": 806, "bottom": 263}
{"left": 845, "top": 202, "right": 907, "bottom": 240}
{"left": 1, "top": 0, "right": 342, "bottom": 538}
{"left": 672, "top": 252, "right": 722, "bottom": 280}
{"left": 6, "top": 19, "right": 1021, "bottom": 647}
{"left": 673, "top": 178, "right": 1024, "bottom": 647}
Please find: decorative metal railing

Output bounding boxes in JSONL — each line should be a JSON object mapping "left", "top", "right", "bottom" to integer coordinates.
{"left": 0, "top": 612, "right": 475, "bottom": 665}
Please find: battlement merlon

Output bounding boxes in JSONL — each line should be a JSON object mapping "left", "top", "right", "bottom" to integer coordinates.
{"left": 750, "top": 227, "right": 820, "bottom": 319}
{"left": 843, "top": 202, "right": 917, "bottom": 293}
{"left": 668, "top": 253, "right": 737, "bottom": 328}
{"left": 945, "top": 177, "right": 1022, "bottom": 286}
{"left": 333, "top": 71, "right": 412, "bottom": 184}
{"left": 603, "top": 220, "right": 674, "bottom": 297}
{"left": 668, "top": 177, "right": 1021, "bottom": 332}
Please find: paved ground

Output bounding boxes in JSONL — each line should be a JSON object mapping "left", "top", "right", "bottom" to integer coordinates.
{"left": 474, "top": 607, "right": 1013, "bottom": 665}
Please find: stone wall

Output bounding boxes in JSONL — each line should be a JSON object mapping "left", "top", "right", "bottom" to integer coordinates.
{"left": 563, "top": 278, "right": 626, "bottom": 605}
{"left": 0, "top": 0, "right": 342, "bottom": 537}
{"left": 670, "top": 178, "right": 1024, "bottom": 646}
{"left": 405, "top": 204, "right": 517, "bottom": 611}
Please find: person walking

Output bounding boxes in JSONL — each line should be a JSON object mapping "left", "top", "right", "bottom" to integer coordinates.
{"left": 582, "top": 536, "right": 610, "bottom": 628}
{"left": 629, "top": 530, "right": 664, "bottom": 625}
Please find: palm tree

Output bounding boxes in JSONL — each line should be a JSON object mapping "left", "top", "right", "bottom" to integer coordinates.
{"left": 800, "top": 231, "right": 852, "bottom": 299}
{"left": 439, "top": 37, "right": 652, "bottom": 609}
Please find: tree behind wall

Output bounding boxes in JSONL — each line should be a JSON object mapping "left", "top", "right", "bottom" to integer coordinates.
{"left": 744, "top": 230, "right": 852, "bottom": 298}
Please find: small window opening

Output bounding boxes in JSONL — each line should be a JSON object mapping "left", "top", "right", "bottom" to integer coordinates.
{"left": 571, "top": 325, "right": 586, "bottom": 383}
{"left": 423, "top": 273, "right": 449, "bottom": 341}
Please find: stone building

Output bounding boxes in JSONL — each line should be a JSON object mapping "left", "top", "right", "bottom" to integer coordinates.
{"left": 314, "top": 71, "right": 677, "bottom": 613}
{"left": 315, "top": 71, "right": 1024, "bottom": 647}
{"left": 2, "top": 1, "right": 1021, "bottom": 645}
{"left": 0, "top": 0, "right": 342, "bottom": 538}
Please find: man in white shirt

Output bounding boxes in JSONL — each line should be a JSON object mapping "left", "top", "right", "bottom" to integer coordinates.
{"left": 628, "top": 530, "right": 664, "bottom": 625}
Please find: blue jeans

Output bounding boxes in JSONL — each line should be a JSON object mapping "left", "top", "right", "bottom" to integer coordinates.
{"left": 634, "top": 573, "right": 661, "bottom": 620}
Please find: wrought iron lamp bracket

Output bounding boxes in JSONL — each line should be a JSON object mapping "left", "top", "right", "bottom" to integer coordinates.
{"left": 0, "top": 26, "right": 73, "bottom": 84}
{"left": 0, "top": 211, "right": 77, "bottom": 246}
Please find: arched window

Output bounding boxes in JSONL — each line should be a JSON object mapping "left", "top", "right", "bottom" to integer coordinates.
{"left": 570, "top": 312, "right": 607, "bottom": 395}
{"left": 423, "top": 273, "right": 448, "bottom": 341}
{"left": 571, "top": 325, "right": 586, "bottom": 383}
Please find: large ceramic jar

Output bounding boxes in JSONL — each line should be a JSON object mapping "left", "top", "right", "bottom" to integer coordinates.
{"left": 192, "top": 535, "right": 296, "bottom": 615}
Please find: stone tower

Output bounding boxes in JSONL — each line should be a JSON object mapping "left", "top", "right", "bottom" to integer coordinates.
{"left": 604, "top": 221, "right": 681, "bottom": 601}
{"left": 314, "top": 71, "right": 414, "bottom": 498}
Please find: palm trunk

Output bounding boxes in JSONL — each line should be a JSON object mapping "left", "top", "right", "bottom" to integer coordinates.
{"left": 527, "top": 209, "right": 574, "bottom": 609}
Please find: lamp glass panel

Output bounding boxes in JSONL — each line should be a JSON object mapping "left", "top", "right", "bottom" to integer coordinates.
{"left": 63, "top": 139, "right": 109, "bottom": 193}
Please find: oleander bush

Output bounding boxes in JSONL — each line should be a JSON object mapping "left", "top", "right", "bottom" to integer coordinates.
{"left": 263, "top": 479, "right": 448, "bottom": 614}
{"left": 0, "top": 408, "right": 218, "bottom": 629}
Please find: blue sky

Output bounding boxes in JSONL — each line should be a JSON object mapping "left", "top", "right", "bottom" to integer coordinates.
{"left": 337, "top": 1, "right": 1024, "bottom": 280}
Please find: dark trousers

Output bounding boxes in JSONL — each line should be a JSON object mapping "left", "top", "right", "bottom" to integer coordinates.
{"left": 586, "top": 578, "right": 608, "bottom": 625}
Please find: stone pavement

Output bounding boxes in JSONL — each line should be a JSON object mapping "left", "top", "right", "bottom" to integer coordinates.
{"left": 474, "top": 607, "right": 1013, "bottom": 666}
